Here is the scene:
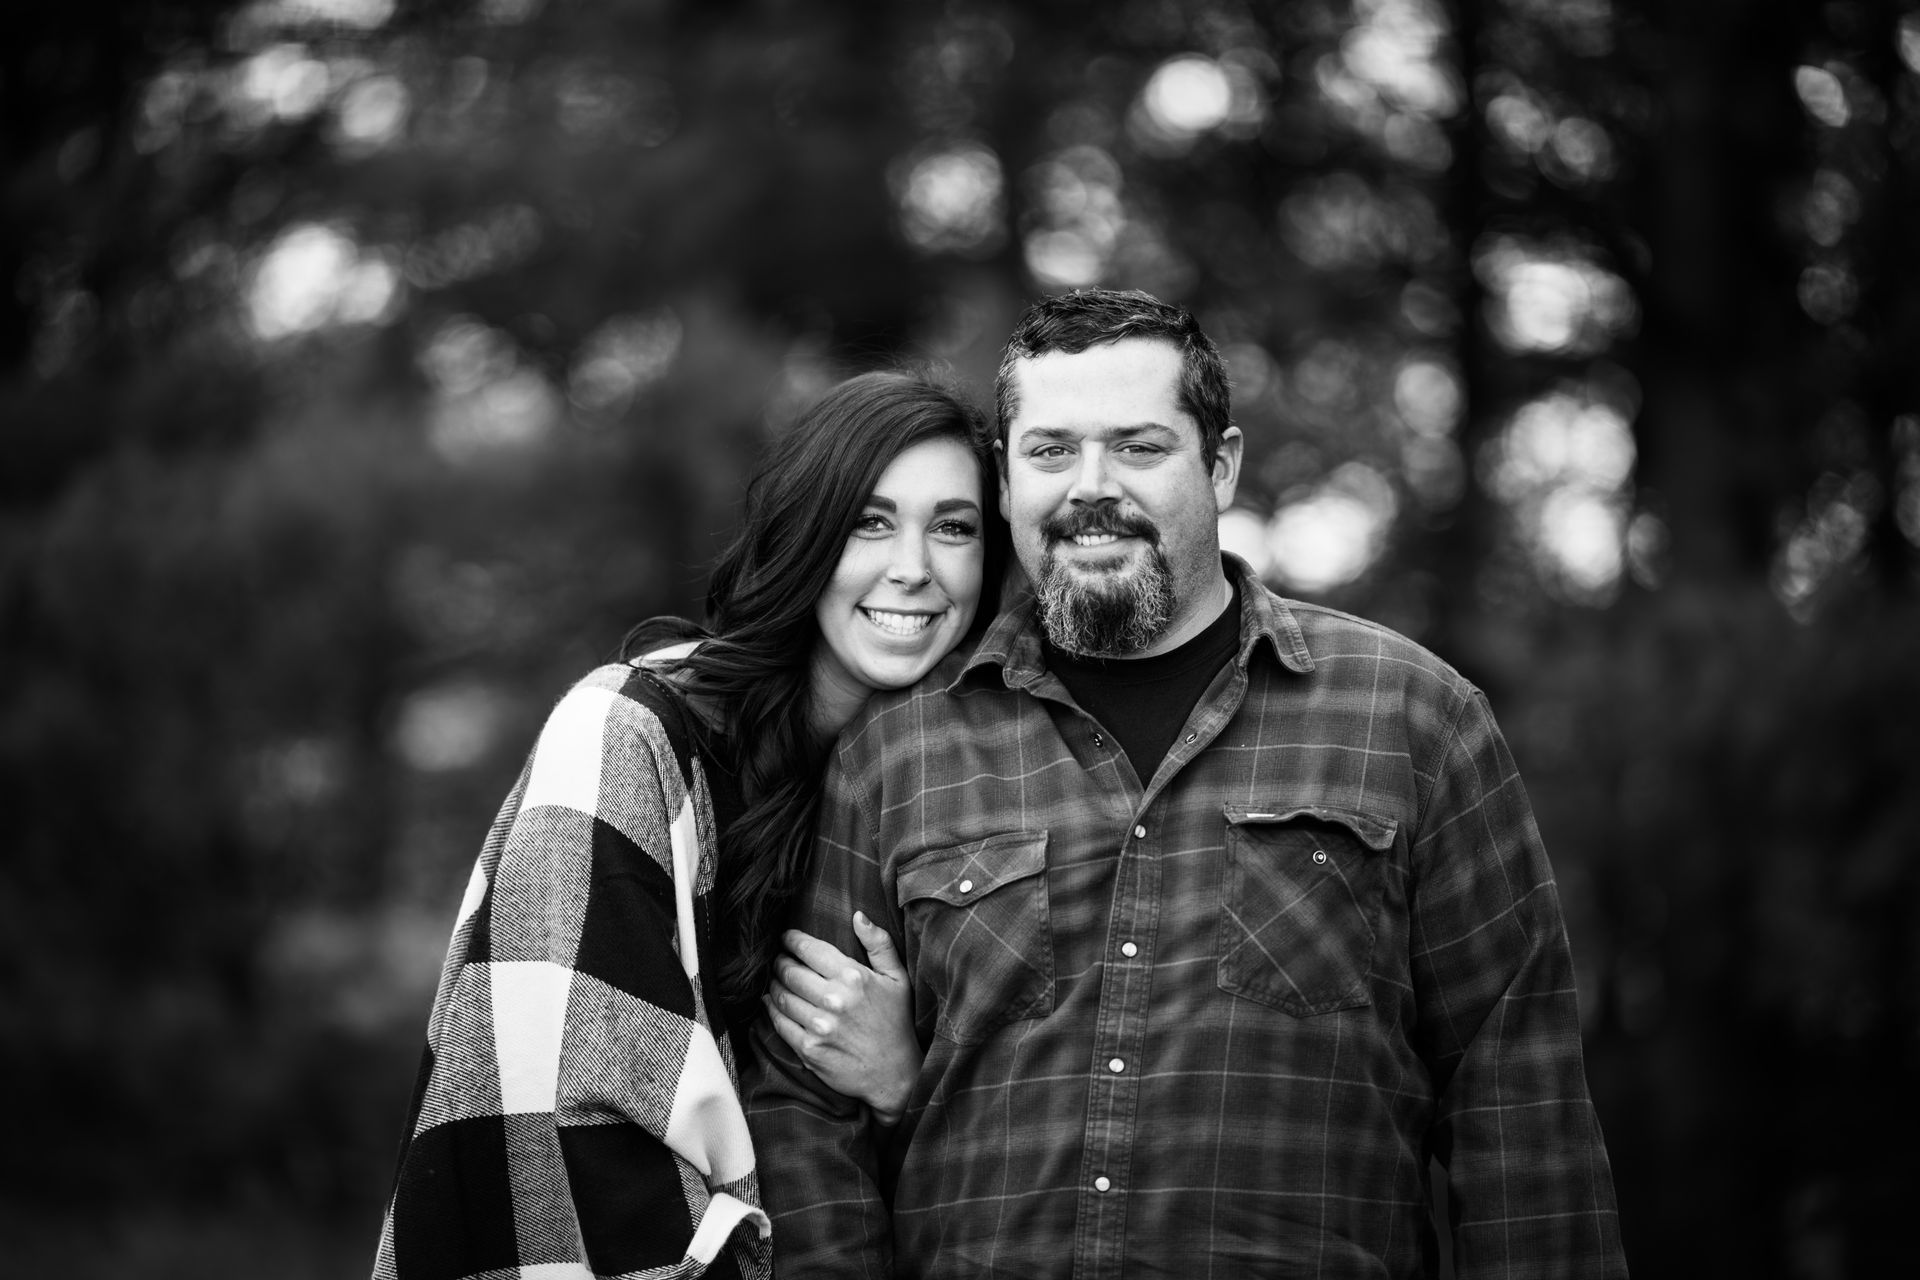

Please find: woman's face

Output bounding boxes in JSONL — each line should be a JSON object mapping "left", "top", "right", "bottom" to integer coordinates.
{"left": 813, "top": 436, "right": 986, "bottom": 708}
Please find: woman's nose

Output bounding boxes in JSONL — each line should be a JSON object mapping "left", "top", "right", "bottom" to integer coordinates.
{"left": 886, "top": 534, "right": 933, "bottom": 586}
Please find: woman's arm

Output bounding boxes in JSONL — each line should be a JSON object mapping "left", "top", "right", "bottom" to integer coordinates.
{"left": 765, "top": 911, "right": 921, "bottom": 1124}
{"left": 377, "top": 668, "right": 768, "bottom": 1280}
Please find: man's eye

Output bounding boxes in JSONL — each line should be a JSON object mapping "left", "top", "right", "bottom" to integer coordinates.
{"left": 1029, "top": 445, "right": 1070, "bottom": 461}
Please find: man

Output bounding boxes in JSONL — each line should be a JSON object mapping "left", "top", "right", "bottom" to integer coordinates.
{"left": 746, "top": 289, "right": 1626, "bottom": 1278}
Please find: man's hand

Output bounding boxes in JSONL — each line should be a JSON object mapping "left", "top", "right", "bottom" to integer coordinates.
{"left": 766, "top": 911, "right": 919, "bottom": 1124}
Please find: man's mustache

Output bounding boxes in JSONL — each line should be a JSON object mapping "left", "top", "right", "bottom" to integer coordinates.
{"left": 1040, "top": 508, "right": 1160, "bottom": 546}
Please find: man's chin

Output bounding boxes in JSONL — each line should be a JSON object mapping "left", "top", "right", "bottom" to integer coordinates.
{"left": 1046, "top": 544, "right": 1144, "bottom": 579}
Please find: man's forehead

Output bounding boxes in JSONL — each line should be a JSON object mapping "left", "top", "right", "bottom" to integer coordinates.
{"left": 1006, "top": 338, "right": 1189, "bottom": 432}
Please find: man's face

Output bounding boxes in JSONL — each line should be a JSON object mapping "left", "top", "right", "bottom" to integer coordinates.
{"left": 999, "top": 337, "right": 1242, "bottom": 657}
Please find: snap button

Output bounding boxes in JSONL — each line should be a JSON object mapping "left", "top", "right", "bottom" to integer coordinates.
{"left": 1092, "top": 732, "right": 1104, "bottom": 747}
{"left": 1094, "top": 1175, "right": 1111, "bottom": 1192}
{"left": 1108, "top": 1057, "right": 1125, "bottom": 1074}
{"left": 1120, "top": 941, "right": 1138, "bottom": 958}
{"left": 1184, "top": 732, "right": 1196, "bottom": 744}
{"left": 1133, "top": 824, "right": 1147, "bottom": 839}
{"left": 959, "top": 878, "right": 975, "bottom": 893}
{"left": 1312, "top": 849, "right": 1328, "bottom": 865}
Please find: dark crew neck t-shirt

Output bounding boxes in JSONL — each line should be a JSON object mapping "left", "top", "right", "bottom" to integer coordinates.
{"left": 1044, "top": 580, "right": 1243, "bottom": 784}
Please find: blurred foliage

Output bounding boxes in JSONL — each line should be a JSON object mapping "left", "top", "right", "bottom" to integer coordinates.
{"left": 3, "top": 0, "right": 1919, "bottom": 1274}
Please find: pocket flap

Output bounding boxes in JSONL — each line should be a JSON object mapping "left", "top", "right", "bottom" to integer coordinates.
{"left": 897, "top": 831, "right": 1049, "bottom": 908}
{"left": 1222, "top": 804, "right": 1398, "bottom": 851}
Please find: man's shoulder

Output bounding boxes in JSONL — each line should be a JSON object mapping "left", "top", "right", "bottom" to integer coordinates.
{"left": 1262, "top": 588, "right": 1473, "bottom": 696}
{"left": 840, "top": 640, "right": 999, "bottom": 744}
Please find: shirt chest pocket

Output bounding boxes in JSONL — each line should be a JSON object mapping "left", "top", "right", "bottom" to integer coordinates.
{"left": 896, "top": 831, "right": 1054, "bottom": 1045}
{"left": 1217, "top": 805, "right": 1397, "bottom": 1017}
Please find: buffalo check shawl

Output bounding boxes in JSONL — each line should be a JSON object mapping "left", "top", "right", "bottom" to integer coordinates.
{"left": 374, "top": 661, "right": 771, "bottom": 1280}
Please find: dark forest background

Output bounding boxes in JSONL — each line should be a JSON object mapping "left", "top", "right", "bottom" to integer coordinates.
{"left": 4, "top": 0, "right": 1919, "bottom": 1274}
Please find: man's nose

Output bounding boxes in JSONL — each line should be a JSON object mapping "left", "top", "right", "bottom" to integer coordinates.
{"left": 885, "top": 531, "right": 933, "bottom": 586}
{"left": 1067, "top": 445, "right": 1120, "bottom": 504}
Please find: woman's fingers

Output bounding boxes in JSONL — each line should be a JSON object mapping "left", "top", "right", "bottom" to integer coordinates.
{"left": 772, "top": 951, "right": 837, "bottom": 1010}
{"left": 767, "top": 979, "right": 838, "bottom": 1040}
{"left": 783, "top": 928, "right": 862, "bottom": 981}
{"left": 851, "top": 910, "right": 906, "bottom": 982}
{"left": 764, "top": 994, "right": 823, "bottom": 1062}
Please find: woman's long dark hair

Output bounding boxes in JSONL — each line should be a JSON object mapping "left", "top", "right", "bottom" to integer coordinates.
{"left": 624, "top": 371, "right": 1007, "bottom": 1000}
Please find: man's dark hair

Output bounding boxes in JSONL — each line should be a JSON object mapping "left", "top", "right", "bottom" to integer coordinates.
{"left": 995, "top": 288, "right": 1233, "bottom": 468}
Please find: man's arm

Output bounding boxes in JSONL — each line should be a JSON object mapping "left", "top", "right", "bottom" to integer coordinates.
{"left": 743, "top": 740, "right": 900, "bottom": 1279}
{"left": 1411, "top": 687, "right": 1628, "bottom": 1279}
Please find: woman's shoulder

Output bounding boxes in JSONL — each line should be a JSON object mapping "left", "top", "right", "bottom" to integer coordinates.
{"left": 529, "top": 661, "right": 701, "bottom": 785}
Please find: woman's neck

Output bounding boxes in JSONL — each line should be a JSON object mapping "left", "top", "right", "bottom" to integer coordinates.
{"left": 806, "top": 647, "right": 871, "bottom": 744}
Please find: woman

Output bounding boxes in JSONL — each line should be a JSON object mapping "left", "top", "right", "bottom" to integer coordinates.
{"left": 373, "top": 371, "right": 1007, "bottom": 1280}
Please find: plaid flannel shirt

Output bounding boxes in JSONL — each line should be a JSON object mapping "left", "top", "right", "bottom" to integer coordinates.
{"left": 375, "top": 662, "right": 771, "bottom": 1280}
{"left": 746, "top": 557, "right": 1625, "bottom": 1280}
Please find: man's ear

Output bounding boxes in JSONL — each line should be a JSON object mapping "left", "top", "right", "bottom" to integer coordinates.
{"left": 1211, "top": 427, "right": 1245, "bottom": 512}
{"left": 995, "top": 440, "right": 1012, "bottom": 521}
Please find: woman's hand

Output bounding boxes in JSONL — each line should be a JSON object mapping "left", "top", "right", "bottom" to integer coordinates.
{"left": 766, "top": 911, "right": 919, "bottom": 1125}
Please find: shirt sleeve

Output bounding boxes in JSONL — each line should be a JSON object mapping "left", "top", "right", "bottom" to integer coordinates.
{"left": 1410, "top": 687, "right": 1628, "bottom": 1279}
{"left": 375, "top": 675, "right": 768, "bottom": 1280}
{"left": 741, "top": 737, "right": 897, "bottom": 1280}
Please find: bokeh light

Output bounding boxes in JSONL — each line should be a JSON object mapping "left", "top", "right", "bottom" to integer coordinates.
{"left": 1264, "top": 462, "right": 1399, "bottom": 594}
{"left": 1476, "top": 237, "right": 1636, "bottom": 355}
{"left": 247, "top": 222, "right": 399, "bottom": 339}
{"left": 1023, "top": 145, "right": 1126, "bottom": 287}
{"left": 419, "top": 318, "right": 561, "bottom": 462}
{"left": 1341, "top": 0, "right": 1461, "bottom": 118}
{"left": 1142, "top": 56, "right": 1233, "bottom": 136}
{"left": 568, "top": 309, "right": 684, "bottom": 417}
{"left": 1793, "top": 65, "right": 1851, "bottom": 128}
{"left": 892, "top": 142, "right": 1007, "bottom": 257}
{"left": 1485, "top": 383, "right": 1640, "bottom": 602}
{"left": 1393, "top": 357, "right": 1462, "bottom": 438}
{"left": 240, "top": 0, "right": 397, "bottom": 30}
{"left": 1773, "top": 471, "right": 1880, "bottom": 616}
{"left": 1278, "top": 173, "right": 1444, "bottom": 271}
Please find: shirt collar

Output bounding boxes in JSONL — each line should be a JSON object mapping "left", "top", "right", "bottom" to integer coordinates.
{"left": 952, "top": 553, "right": 1314, "bottom": 692}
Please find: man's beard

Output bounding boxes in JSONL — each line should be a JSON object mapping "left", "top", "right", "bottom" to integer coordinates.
{"left": 1034, "top": 510, "right": 1176, "bottom": 657}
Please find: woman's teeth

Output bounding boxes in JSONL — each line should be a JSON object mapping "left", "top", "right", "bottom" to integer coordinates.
{"left": 863, "top": 609, "right": 936, "bottom": 636}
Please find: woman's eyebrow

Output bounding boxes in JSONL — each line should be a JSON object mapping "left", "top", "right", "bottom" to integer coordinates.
{"left": 863, "top": 497, "right": 983, "bottom": 513}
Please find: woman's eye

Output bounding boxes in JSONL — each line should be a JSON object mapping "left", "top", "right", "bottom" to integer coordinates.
{"left": 933, "top": 519, "right": 980, "bottom": 541}
{"left": 852, "top": 514, "right": 891, "bottom": 536}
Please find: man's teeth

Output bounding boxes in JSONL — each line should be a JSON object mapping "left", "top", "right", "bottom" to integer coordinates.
{"left": 1072, "top": 533, "right": 1123, "bottom": 546}
{"left": 863, "top": 609, "right": 936, "bottom": 636}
